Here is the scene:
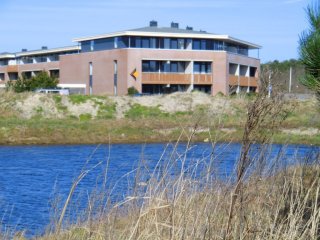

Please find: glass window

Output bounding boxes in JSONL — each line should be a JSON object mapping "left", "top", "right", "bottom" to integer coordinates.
{"left": 170, "top": 61, "right": 178, "bottom": 72}
{"left": 81, "top": 41, "right": 91, "bottom": 52}
{"left": 194, "top": 62, "right": 212, "bottom": 73}
{"left": 142, "top": 61, "right": 149, "bottom": 72}
{"left": 94, "top": 38, "right": 114, "bottom": 51}
{"left": 206, "top": 40, "right": 213, "bottom": 50}
{"left": 150, "top": 38, "right": 157, "bottom": 48}
{"left": 193, "top": 39, "right": 200, "bottom": 50}
{"left": 213, "top": 41, "right": 224, "bottom": 50}
{"left": 90, "top": 40, "right": 94, "bottom": 51}
{"left": 164, "top": 62, "right": 170, "bottom": 72}
{"left": 170, "top": 39, "right": 178, "bottom": 49}
{"left": 135, "top": 37, "right": 141, "bottom": 48}
{"left": 118, "top": 36, "right": 129, "bottom": 48}
{"left": 194, "top": 62, "right": 200, "bottom": 73}
{"left": 185, "top": 38, "right": 192, "bottom": 49}
{"left": 149, "top": 61, "right": 157, "bottom": 72}
{"left": 207, "top": 63, "right": 212, "bottom": 73}
{"left": 142, "top": 38, "right": 150, "bottom": 48}
{"left": 201, "top": 63, "right": 206, "bottom": 73}
{"left": 164, "top": 38, "right": 170, "bottom": 49}
{"left": 201, "top": 40, "right": 206, "bottom": 50}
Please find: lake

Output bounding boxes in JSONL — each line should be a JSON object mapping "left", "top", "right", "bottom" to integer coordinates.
{"left": 0, "top": 143, "right": 318, "bottom": 237}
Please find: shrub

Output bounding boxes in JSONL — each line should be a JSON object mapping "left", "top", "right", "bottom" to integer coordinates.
{"left": 127, "top": 87, "right": 139, "bottom": 96}
{"left": 6, "top": 71, "right": 58, "bottom": 92}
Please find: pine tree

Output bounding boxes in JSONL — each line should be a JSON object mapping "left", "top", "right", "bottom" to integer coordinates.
{"left": 299, "top": 1, "right": 320, "bottom": 100}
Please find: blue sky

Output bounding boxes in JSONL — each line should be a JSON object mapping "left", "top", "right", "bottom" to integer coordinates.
{"left": 0, "top": 0, "right": 310, "bottom": 63}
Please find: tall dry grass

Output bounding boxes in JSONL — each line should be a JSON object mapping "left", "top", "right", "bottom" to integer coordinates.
{"left": 1, "top": 77, "right": 319, "bottom": 240}
{"left": 33, "top": 85, "right": 320, "bottom": 240}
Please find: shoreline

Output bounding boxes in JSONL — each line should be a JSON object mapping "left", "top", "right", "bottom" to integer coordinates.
{"left": 0, "top": 132, "right": 319, "bottom": 146}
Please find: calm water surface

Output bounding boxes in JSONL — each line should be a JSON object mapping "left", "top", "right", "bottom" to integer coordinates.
{"left": 0, "top": 143, "right": 318, "bottom": 237}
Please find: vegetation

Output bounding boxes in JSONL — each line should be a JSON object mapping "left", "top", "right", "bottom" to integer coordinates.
{"left": 0, "top": 92, "right": 318, "bottom": 145}
{"left": 3, "top": 88, "right": 319, "bottom": 240}
{"left": 299, "top": 1, "right": 320, "bottom": 99}
{"left": 125, "top": 104, "right": 169, "bottom": 119}
{"left": 261, "top": 59, "right": 308, "bottom": 94}
{"left": 6, "top": 71, "right": 58, "bottom": 93}
{"left": 127, "top": 86, "right": 139, "bottom": 96}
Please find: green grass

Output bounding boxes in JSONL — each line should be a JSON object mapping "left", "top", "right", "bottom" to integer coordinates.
{"left": 79, "top": 113, "right": 92, "bottom": 121}
{"left": 69, "top": 95, "right": 91, "bottom": 104}
{"left": 125, "top": 104, "right": 169, "bottom": 119}
{"left": 97, "top": 103, "right": 116, "bottom": 119}
{"left": 0, "top": 93, "right": 318, "bottom": 145}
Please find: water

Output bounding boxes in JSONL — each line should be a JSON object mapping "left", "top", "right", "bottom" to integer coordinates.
{"left": 0, "top": 143, "right": 318, "bottom": 237}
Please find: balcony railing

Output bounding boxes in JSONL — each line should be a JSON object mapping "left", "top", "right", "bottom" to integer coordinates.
{"left": 229, "top": 75, "right": 258, "bottom": 87}
{"left": 142, "top": 73, "right": 192, "bottom": 84}
{"left": 194, "top": 74, "right": 213, "bottom": 85}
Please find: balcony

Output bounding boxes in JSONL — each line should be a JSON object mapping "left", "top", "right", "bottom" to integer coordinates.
{"left": 7, "top": 65, "right": 18, "bottom": 73}
{"left": 142, "top": 73, "right": 192, "bottom": 84}
{"left": 194, "top": 74, "right": 213, "bottom": 85}
{"left": 229, "top": 75, "right": 259, "bottom": 87}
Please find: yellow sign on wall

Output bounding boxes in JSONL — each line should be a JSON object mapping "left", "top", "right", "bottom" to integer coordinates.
{"left": 130, "top": 68, "right": 139, "bottom": 80}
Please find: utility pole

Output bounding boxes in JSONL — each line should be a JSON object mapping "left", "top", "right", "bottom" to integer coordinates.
{"left": 268, "top": 71, "right": 272, "bottom": 98}
{"left": 289, "top": 66, "right": 292, "bottom": 93}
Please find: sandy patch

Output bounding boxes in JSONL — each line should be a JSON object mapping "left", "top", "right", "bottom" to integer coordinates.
{"left": 281, "top": 128, "right": 319, "bottom": 136}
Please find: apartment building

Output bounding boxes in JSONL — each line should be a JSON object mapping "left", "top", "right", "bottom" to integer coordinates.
{"left": 0, "top": 21, "right": 261, "bottom": 95}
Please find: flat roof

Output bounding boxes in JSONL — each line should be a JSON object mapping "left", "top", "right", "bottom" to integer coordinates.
{"left": 73, "top": 26, "right": 261, "bottom": 49}
{"left": 0, "top": 46, "right": 80, "bottom": 59}
{"left": 0, "top": 53, "right": 15, "bottom": 59}
{"left": 16, "top": 46, "right": 80, "bottom": 57}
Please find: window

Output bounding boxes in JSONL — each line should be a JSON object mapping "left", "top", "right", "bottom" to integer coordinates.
{"left": 250, "top": 67, "right": 257, "bottom": 77}
{"left": 50, "top": 69, "right": 60, "bottom": 78}
{"left": 170, "top": 39, "right": 178, "bottom": 49}
{"left": 142, "top": 61, "right": 150, "bottom": 72}
{"left": 149, "top": 61, "right": 157, "bottom": 72}
{"left": 213, "top": 41, "right": 224, "bottom": 50}
{"left": 114, "top": 37, "right": 118, "bottom": 48}
{"left": 170, "top": 61, "right": 178, "bottom": 72}
{"left": 132, "top": 37, "right": 141, "bottom": 48}
{"left": 0, "top": 73, "right": 5, "bottom": 81}
{"left": 150, "top": 38, "right": 157, "bottom": 48}
{"left": 164, "top": 38, "right": 170, "bottom": 49}
{"left": 90, "top": 40, "right": 94, "bottom": 51}
{"left": 178, "top": 39, "right": 185, "bottom": 49}
{"left": 194, "top": 62, "right": 200, "bottom": 73}
{"left": 200, "top": 40, "right": 207, "bottom": 50}
{"left": 142, "top": 38, "right": 150, "bottom": 48}
{"left": 194, "top": 62, "right": 212, "bottom": 74}
{"left": 89, "top": 62, "right": 93, "bottom": 95}
{"left": 114, "top": 60, "right": 118, "bottom": 96}
{"left": 193, "top": 39, "right": 200, "bottom": 50}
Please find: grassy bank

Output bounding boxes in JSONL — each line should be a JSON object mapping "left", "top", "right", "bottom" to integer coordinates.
{"left": 0, "top": 92, "right": 319, "bottom": 145}
{"left": 1, "top": 92, "right": 320, "bottom": 240}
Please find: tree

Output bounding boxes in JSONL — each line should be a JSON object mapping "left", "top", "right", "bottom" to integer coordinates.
{"left": 299, "top": 1, "right": 320, "bottom": 99}
{"left": 6, "top": 71, "right": 58, "bottom": 93}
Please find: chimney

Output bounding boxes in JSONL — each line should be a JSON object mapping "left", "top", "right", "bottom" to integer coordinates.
{"left": 171, "top": 22, "right": 179, "bottom": 29}
{"left": 149, "top": 20, "right": 158, "bottom": 27}
{"left": 21, "top": 49, "right": 27, "bottom": 52}
{"left": 186, "top": 26, "right": 193, "bottom": 31}
{"left": 42, "top": 46, "right": 48, "bottom": 50}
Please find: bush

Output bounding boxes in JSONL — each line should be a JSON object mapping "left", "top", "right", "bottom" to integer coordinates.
{"left": 127, "top": 87, "right": 139, "bottom": 96}
{"left": 6, "top": 71, "right": 58, "bottom": 93}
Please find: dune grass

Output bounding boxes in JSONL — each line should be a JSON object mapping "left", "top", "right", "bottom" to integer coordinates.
{"left": 0, "top": 91, "right": 319, "bottom": 239}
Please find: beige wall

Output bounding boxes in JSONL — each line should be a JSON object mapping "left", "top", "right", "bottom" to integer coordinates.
{"left": 60, "top": 49, "right": 128, "bottom": 95}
